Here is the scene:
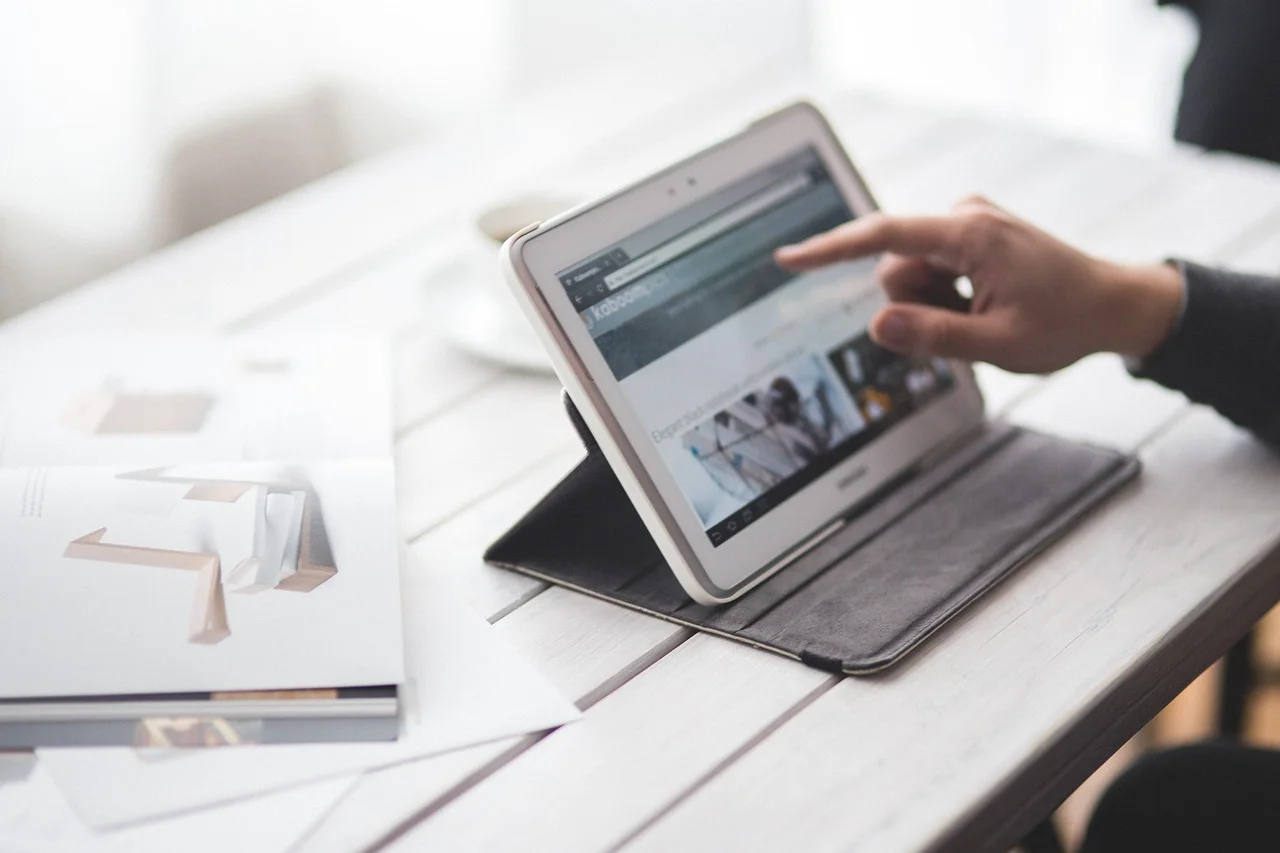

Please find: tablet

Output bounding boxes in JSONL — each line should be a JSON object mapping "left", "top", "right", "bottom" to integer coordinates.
{"left": 501, "top": 101, "right": 985, "bottom": 604}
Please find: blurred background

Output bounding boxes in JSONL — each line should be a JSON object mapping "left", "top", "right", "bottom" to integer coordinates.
{"left": 0, "top": 0, "right": 1197, "bottom": 320}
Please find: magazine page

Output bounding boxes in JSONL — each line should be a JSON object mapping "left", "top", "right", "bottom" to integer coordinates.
{"left": 0, "top": 459, "right": 404, "bottom": 698}
{"left": 0, "top": 335, "right": 404, "bottom": 700}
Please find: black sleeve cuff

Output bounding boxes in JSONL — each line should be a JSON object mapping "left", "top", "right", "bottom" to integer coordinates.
{"left": 1130, "top": 260, "right": 1280, "bottom": 448}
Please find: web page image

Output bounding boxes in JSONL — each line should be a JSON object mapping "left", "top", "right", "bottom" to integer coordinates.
{"left": 557, "top": 147, "right": 956, "bottom": 546}
{"left": 678, "top": 354, "right": 863, "bottom": 529}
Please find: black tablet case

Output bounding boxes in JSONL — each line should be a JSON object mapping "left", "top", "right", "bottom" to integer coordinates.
{"left": 485, "top": 394, "right": 1140, "bottom": 674}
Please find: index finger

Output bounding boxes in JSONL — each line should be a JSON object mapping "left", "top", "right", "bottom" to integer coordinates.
{"left": 774, "top": 213, "right": 970, "bottom": 272}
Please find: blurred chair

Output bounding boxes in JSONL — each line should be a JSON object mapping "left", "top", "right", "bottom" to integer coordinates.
{"left": 159, "top": 85, "right": 354, "bottom": 241}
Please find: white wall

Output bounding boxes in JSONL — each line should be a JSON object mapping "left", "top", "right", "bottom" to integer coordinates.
{"left": 814, "top": 0, "right": 1198, "bottom": 151}
{"left": 0, "top": 0, "right": 805, "bottom": 318}
{"left": 0, "top": 0, "right": 1199, "bottom": 317}
{"left": 504, "top": 0, "right": 810, "bottom": 97}
{"left": 0, "top": 0, "right": 511, "bottom": 318}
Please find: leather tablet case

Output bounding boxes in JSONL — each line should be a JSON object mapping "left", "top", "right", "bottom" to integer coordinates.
{"left": 486, "top": 393, "right": 1140, "bottom": 674}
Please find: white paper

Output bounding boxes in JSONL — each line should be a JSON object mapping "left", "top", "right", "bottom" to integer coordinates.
{"left": 39, "top": 559, "right": 580, "bottom": 829}
{"left": 291, "top": 736, "right": 522, "bottom": 853}
{"left": 0, "top": 764, "right": 352, "bottom": 853}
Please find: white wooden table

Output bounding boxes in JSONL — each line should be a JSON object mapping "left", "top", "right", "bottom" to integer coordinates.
{"left": 10, "top": 70, "right": 1280, "bottom": 852}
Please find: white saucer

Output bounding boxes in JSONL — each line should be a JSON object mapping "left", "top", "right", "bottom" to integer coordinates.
{"left": 426, "top": 255, "right": 555, "bottom": 375}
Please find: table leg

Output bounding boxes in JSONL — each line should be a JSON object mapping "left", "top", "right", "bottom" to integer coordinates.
{"left": 1218, "top": 631, "right": 1256, "bottom": 738}
{"left": 1019, "top": 815, "right": 1065, "bottom": 853}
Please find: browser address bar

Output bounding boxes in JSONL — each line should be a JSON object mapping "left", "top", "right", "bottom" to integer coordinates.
{"left": 603, "top": 171, "right": 815, "bottom": 292}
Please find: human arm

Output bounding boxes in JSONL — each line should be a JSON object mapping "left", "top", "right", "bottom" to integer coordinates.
{"left": 774, "top": 197, "right": 1280, "bottom": 446}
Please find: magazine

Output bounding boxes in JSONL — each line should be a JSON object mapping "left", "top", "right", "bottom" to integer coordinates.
{"left": 0, "top": 336, "right": 404, "bottom": 746}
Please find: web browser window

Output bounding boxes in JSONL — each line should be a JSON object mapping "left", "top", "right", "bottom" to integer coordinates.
{"left": 557, "top": 147, "right": 955, "bottom": 546}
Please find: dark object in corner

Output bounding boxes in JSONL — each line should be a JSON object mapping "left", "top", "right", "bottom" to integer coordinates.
{"left": 1162, "top": 0, "right": 1280, "bottom": 164}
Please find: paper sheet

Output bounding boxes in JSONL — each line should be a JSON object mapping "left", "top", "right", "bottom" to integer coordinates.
{"left": 0, "top": 765, "right": 352, "bottom": 853}
{"left": 290, "top": 736, "right": 523, "bottom": 853}
{"left": 39, "top": 555, "right": 580, "bottom": 830}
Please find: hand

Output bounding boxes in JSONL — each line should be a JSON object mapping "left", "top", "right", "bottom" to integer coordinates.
{"left": 774, "top": 196, "right": 1185, "bottom": 374}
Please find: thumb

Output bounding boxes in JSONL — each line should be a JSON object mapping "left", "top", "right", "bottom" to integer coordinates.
{"left": 869, "top": 304, "right": 1005, "bottom": 363}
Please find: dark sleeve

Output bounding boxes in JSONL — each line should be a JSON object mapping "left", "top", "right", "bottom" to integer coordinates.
{"left": 1132, "top": 262, "right": 1280, "bottom": 447}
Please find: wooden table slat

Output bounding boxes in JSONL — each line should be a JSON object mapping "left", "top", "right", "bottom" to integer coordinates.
{"left": 1005, "top": 354, "right": 1189, "bottom": 450}
{"left": 395, "top": 374, "right": 577, "bottom": 539}
{"left": 385, "top": 633, "right": 835, "bottom": 853}
{"left": 1080, "top": 151, "right": 1280, "bottom": 265}
{"left": 408, "top": 448, "right": 583, "bottom": 619}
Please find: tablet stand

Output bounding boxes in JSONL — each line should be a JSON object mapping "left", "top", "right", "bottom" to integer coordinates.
{"left": 485, "top": 392, "right": 1139, "bottom": 674}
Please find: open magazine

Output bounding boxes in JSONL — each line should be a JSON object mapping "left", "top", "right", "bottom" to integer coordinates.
{"left": 0, "top": 337, "right": 404, "bottom": 747}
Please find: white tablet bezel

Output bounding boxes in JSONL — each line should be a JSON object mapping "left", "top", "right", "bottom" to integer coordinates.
{"left": 502, "top": 102, "right": 985, "bottom": 603}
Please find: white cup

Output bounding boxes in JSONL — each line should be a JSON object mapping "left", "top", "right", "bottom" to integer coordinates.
{"left": 474, "top": 193, "right": 578, "bottom": 247}
{"left": 429, "top": 193, "right": 578, "bottom": 373}
{"left": 473, "top": 194, "right": 578, "bottom": 316}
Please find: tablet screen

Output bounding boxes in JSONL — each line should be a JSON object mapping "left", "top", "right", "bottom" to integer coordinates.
{"left": 554, "top": 147, "right": 956, "bottom": 546}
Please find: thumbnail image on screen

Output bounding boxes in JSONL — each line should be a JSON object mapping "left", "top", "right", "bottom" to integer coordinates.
{"left": 684, "top": 336, "right": 954, "bottom": 545}
{"left": 680, "top": 356, "right": 863, "bottom": 505}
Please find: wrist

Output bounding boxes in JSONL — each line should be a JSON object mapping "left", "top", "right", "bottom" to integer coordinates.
{"left": 1096, "top": 260, "right": 1185, "bottom": 359}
